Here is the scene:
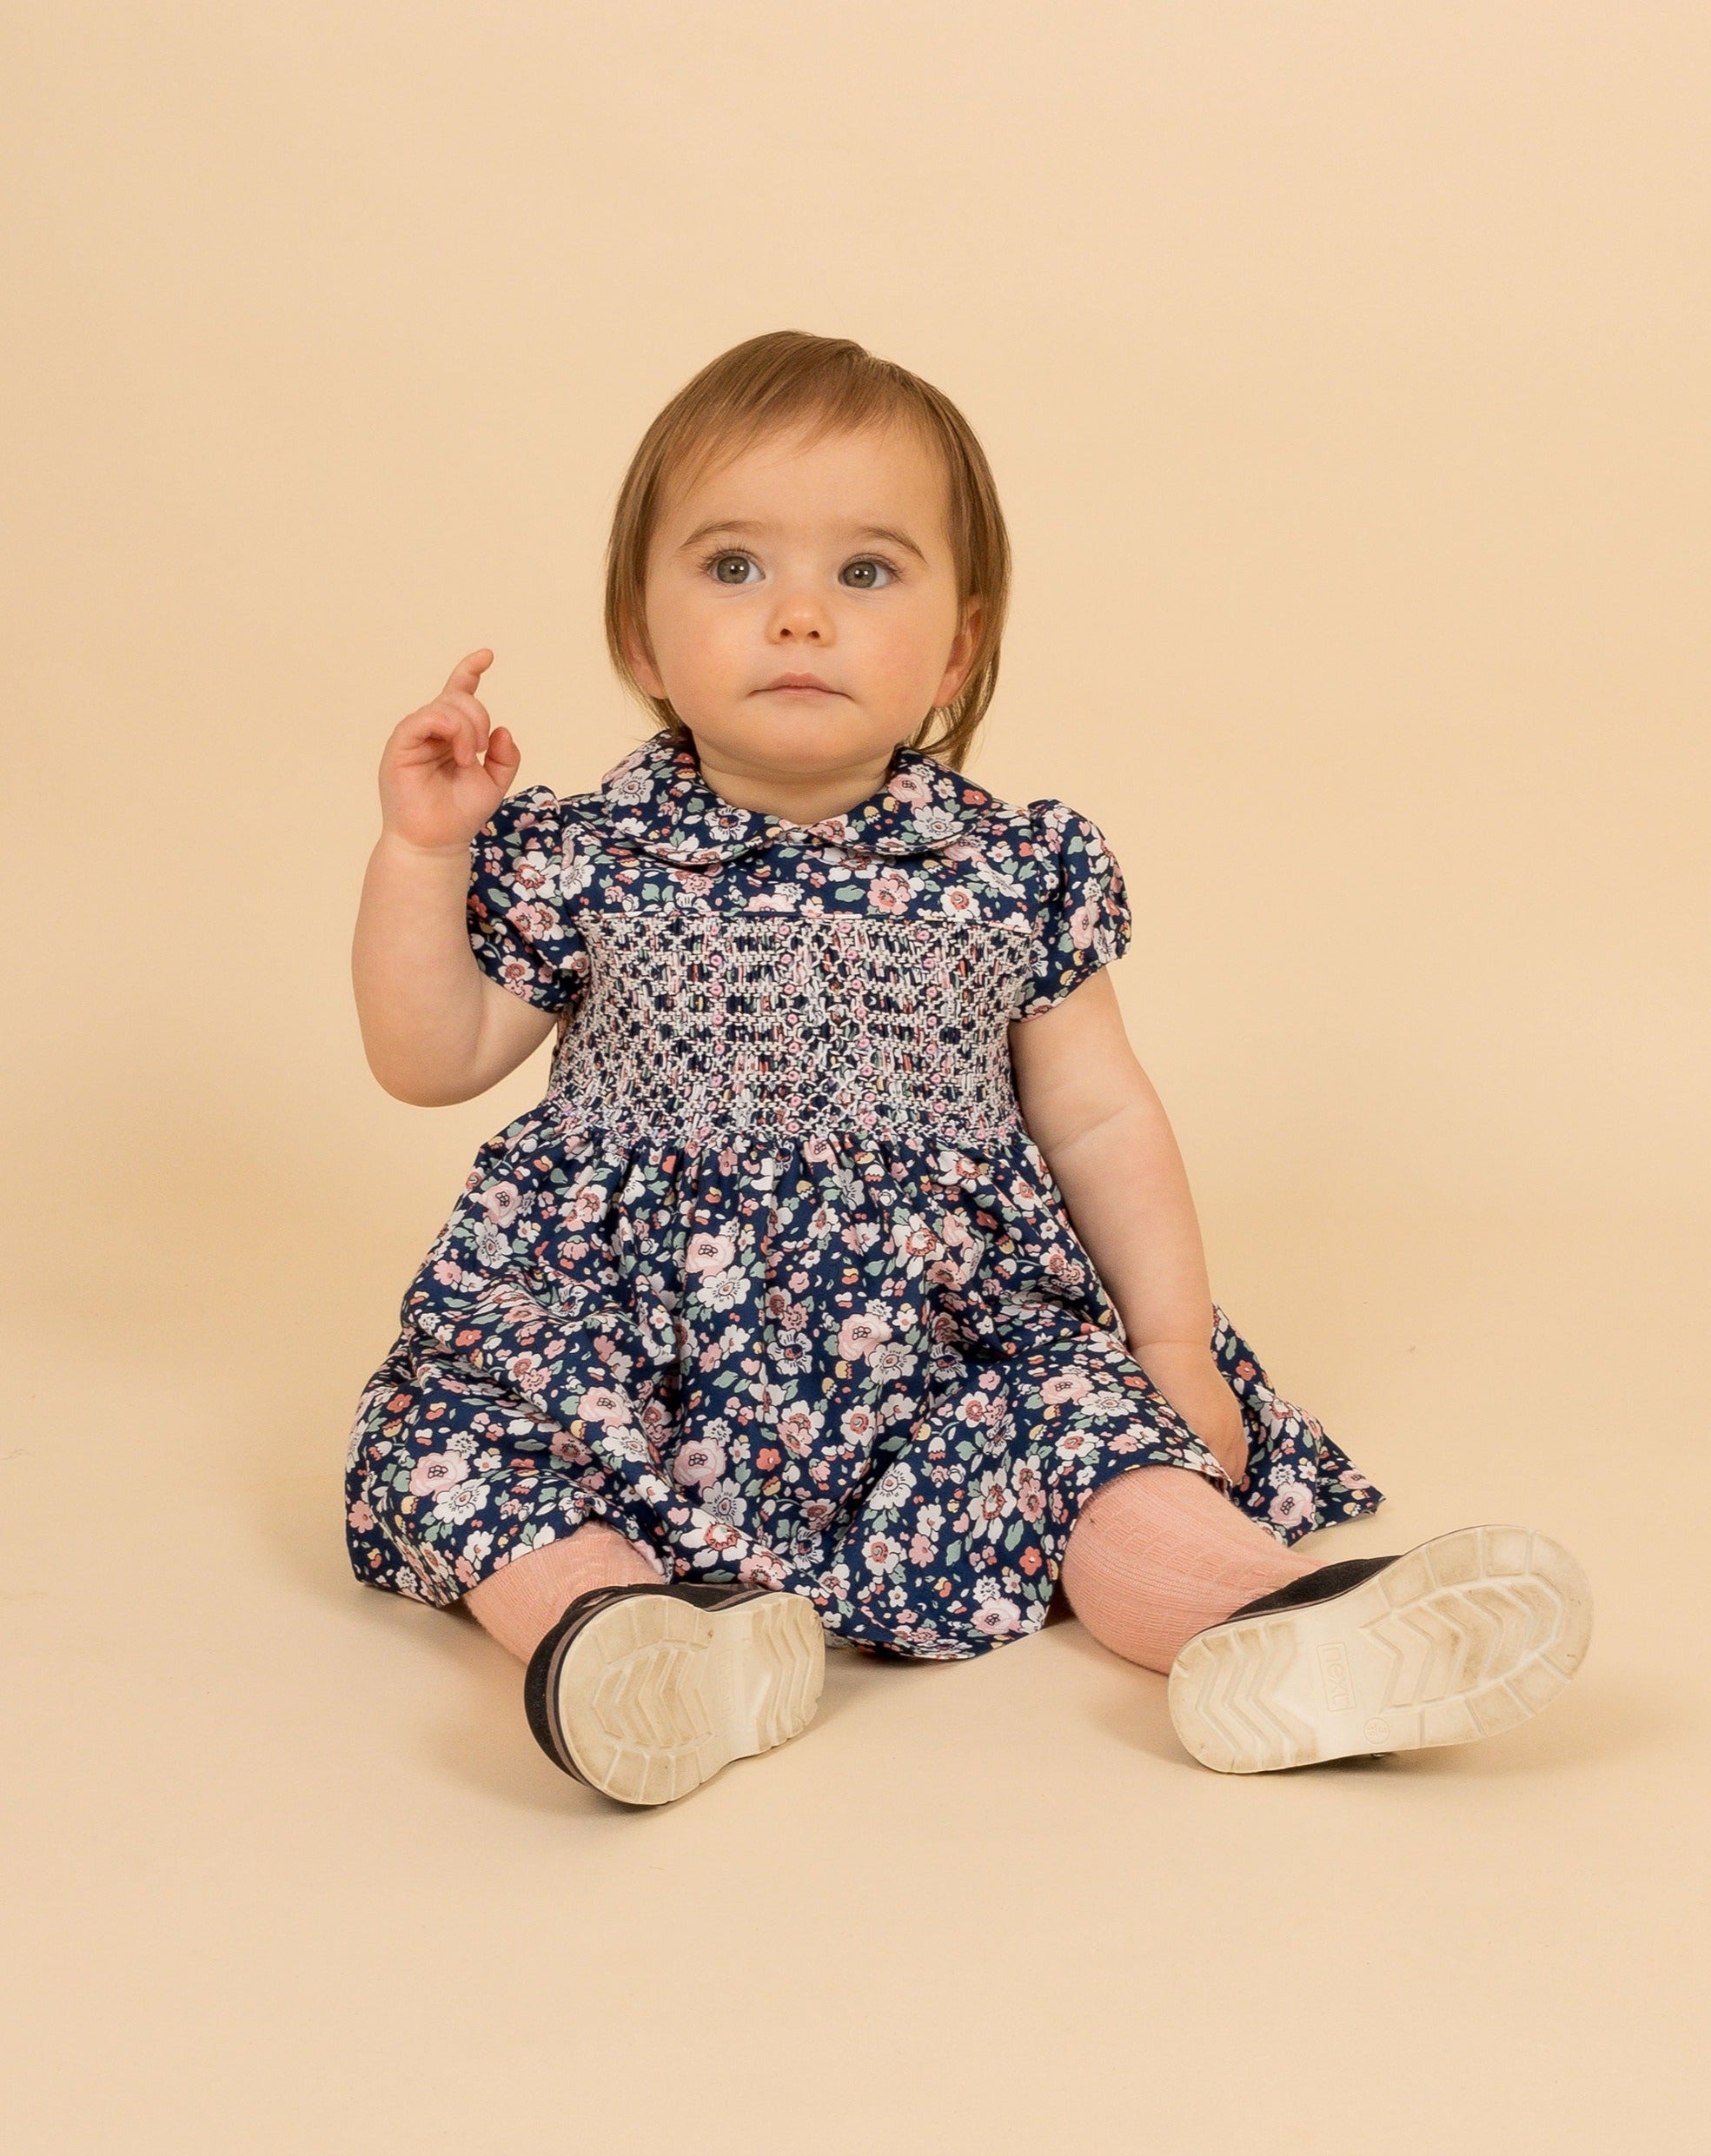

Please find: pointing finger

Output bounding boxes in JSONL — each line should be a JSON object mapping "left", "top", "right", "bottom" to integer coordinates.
{"left": 442, "top": 648, "right": 494, "bottom": 698}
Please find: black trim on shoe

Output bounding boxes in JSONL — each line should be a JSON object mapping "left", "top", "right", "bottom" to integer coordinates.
{"left": 1220, "top": 1553, "right": 1405, "bottom": 1625}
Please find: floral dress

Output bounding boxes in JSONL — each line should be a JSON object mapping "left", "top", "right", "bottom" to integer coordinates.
{"left": 345, "top": 727, "right": 1384, "bottom": 1659}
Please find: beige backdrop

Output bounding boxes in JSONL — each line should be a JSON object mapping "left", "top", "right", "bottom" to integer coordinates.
{"left": 4, "top": 4, "right": 1707, "bottom": 2151}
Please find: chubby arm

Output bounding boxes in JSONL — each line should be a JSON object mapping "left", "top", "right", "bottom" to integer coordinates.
{"left": 353, "top": 835, "right": 556, "bottom": 1105}
{"left": 1008, "top": 969, "right": 1246, "bottom": 1479}
{"left": 351, "top": 649, "right": 557, "bottom": 1106}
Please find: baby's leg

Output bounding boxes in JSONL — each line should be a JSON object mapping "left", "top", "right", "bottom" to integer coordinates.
{"left": 463, "top": 1521, "right": 666, "bottom": 1661}
{"left": 1058, "top": 1464, "right": 1323, "bottom": 1674}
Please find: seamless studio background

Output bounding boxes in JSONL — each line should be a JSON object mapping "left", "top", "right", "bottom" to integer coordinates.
{"left": 3, "top": 5, "right": 1707, "bottom": 2152}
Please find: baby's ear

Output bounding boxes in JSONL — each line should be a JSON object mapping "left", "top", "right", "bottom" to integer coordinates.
{"left": 625, "top": 633, "right": 666, "bottom": 700}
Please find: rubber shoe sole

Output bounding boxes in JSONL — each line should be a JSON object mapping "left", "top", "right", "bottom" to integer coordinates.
{"left": 526, "top": 1585, "right": 826, "bottom": 1807}
{"left": 1167, "top": 1523, "right": 1594, "bottom": 1774}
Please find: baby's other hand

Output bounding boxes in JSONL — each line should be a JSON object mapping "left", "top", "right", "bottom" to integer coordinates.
{"left": 1135, "top": 1343, "right": 1249, "bottom": 1485}
{"left": 378, "top": 650, "right": 521, "bottom": 852}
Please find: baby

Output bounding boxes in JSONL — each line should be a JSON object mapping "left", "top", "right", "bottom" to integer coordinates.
{"left": 348, "top": 329, "right": 1592, "bottom": 1805}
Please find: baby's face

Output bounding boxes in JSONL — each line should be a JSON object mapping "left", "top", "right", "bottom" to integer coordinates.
{"left": 630, "top": 418, "right": 981, "bottom": 779}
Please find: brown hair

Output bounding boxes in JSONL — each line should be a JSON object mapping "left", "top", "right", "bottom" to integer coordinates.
{"left": 602, "top": 329, "right": 1011, "bottom": 770}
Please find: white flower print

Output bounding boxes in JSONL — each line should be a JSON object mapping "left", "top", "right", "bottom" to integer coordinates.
{"left": 862, "top": 1532, "right": 902, "bottom": 1573}
{"left": 971, "top": 1468, "right": 1016, "bottom": 1538}
{"left": 696, "top": 1268, "right": 746, "bottom": 1313}
{"left": 432, "top": 1479, "right": 488, "bottom": 1526}
{"left": 872, "top": 1462, "right": 917, "bottom": 1511}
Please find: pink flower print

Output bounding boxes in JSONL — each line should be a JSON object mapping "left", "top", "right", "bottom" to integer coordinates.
{"left": 567, "top": 1185, "right": 607, "bottom": 1225}
{"left": 868, "top": 869, "right": 913, "bottom": 915}
{"left": 505, "top": 1353, "right": 548, "bottom": 1396}
{"left": 478, "top": 1181, "right": 522, "bottom": 1225}
{"left": 887, "top": 768, "right": 932, "bottom": 806}
{"left": 672, "top": 1436, "right": 726, "bottom": 1488}
{"left": 839, "top": 1309, "right": 892, "bottom": 1360}
{"left": 972, "top": 1597, "right": 1024, "bottom": 1637}
{"left": 1040, "top": 1370, "right": 1091, "bottom": 1405}
{"left": 776, "top": 1405, "right": 821, "bottom": 1457}
{"left": 686, "top": 1231, "right": 736, "bottom": 1276}
{"left": 408, "top": 1452, "right": 468, "bottom": 1498}
{"left": 863, "top": 1533, "right": 900, "bottom": 1572}
{"left": 347, "top": 1500, "right": 375, "bottom": 1534}
{"left": 509, "top": 899, "right": 559, "bottom": 944}
{"left": 1069, "top": 899, "right": 1101, "bottom": 950}
{"left": 577, "top": 1386, "right": 632, "bottom": 1426}
{"left": 674, "top": 869, "right": 716, "bottom": 897}
{"left": 1268, "top": 1479, "right": 1313, "bottom": 1529}
{"left": 909, "top": 1533, "right": 937, "bottom": 1566}
{"left": 739, "top": 1548, "right": 789, "bottom": 1589}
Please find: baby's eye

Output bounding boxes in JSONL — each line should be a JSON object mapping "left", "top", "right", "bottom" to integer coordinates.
{"left": 706, "top": 551, "right": 760, "bottom": 586}
{"left": 841, "top": 557, "right": 897, "bottom": 590}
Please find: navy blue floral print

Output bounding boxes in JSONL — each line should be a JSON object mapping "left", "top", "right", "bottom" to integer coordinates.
{"left": 346, "top": 728, "right": 1384, "bottom": 1658}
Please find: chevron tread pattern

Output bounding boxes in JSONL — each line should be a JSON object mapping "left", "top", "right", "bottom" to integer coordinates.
{"left": 557, "top": 1589, "right": 826, "bottom": 1806}
{"left": 1167, "top": 1524, "right": 1592, "bottom": 1775}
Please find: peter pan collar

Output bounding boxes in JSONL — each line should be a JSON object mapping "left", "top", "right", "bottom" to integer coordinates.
{"left": 591, "top": 726, "right": 997, "bottom": 866}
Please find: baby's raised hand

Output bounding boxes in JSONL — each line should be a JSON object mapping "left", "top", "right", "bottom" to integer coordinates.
{"left": 379, "top": 650, "right": 522, "bottom": 852}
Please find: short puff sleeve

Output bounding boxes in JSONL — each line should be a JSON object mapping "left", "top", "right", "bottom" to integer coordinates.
{"left": 466, "top": 785, "right": 587, "bottom": 1017}
{"left": 1010, "top": 799, "right": 1132, "bottom": 1019}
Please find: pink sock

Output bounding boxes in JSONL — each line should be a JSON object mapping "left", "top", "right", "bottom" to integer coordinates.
{"left": 1058, "top": 1464, "right": 1325, "bottom": 1675}
{"left": 462, "top": 1520, "right": 666, "bottom": 1662}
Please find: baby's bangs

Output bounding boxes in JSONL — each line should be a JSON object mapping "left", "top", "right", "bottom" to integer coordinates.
{"left": 660, "top": 386, "right": 944, "bottom": 512}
